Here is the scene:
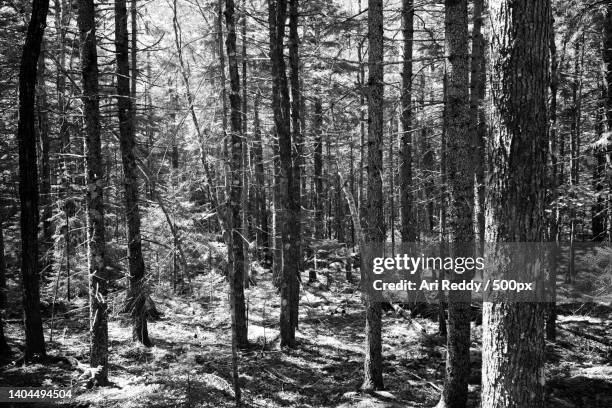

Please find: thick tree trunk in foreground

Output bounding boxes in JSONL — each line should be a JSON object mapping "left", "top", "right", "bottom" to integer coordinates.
{"left": 400, "top": 0, "right": 416, "bottom": 243}
{"left": 268, "top": 0, "right": 299, "bottom": 349}
{"left": 18, "top": 0, "right": 50, "bottom": 363}
{"left": 268, "top": 0, "right": 283, "bottom": 289}
{"left": 437, "top": 1, "right": 473, "bottom": 407}
{"left": 286, "top": 0, "right": 301, "bottom": 336}
{"left": 78, "top": 0, "right": 109, "bottom": 384}
{"left": 361, "top": 0, "right": 384, "bottom": 391}
{"left": 225, "top": 0, "right": 249, "bottom": 349}
{"left": 225, "top": 2, "right": 245, "bottom": 402}
{"left": 114, "top": 0, "right": 151, "bottom": 347}
{"left": 482, "top": 0, "right": 550, "bottom": 407}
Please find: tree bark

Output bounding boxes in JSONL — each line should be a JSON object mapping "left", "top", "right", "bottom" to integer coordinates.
{"left": 361, "top": 0, "right": 385, "bottom": 391}
{"left": 77, "top": 0, "right": 109, "bottom": 384}
{"left": 358, "top": 0, "right": 366, "bottom": 215}
{"left": 389, "top": 116, "right": 395, "bottom": 252}
{"left": 312, "top": 96, "right": 324, "bottom": 280}
{"left": 36, "top": 41, "right": 52, "bottom": 279}
{"left": 55, "top": 0, "right": 71, "bottom": 157}
{"left": 54, "top": 0, "right": 74, "bottom": 290}
{"left": 546, "top": 5, "right": 559, "bottom": 341}
{"left": 17, "top": 0, "right": 50, "bottom": 363}
{"left": 268, "top": 0, "right": 299, "bottom": 348}
{"left": 225, "top": 0, "right": 249, "bottom": 349}
{"left": 287, "top": 0, "right": 302, "bottom": 336}
{"left": 482, "top": 0, "right": 550, "bottom": 407}
{"left": 604, "top": 0, "right": 612, "bottom": 222}
{"left": 240, "top": 0, "right": 251, "bottom": 289}
{"left": 252, "top": 92, "right": 269, "bottom": 262}
{"left": 400, "top": 0, "right": 416, "bottom": 243}
{"left": 114, "top": 0, "right": 151, "bottom": 347}
{"left": 0, "top": 222, "right": 8, "bottom": 353}
{"left": 470, "top": 0, "right": 486, "bottom": 246}
{"left": 420, "top": 69, "right": 436, "bottom": 235}
{"left": 224, "top": 2, "right": 246, "bottom": 401}
{"left": 438, "top": 72, "right": 448, "bottom": 338}
{"left": 567, "top": 37, "right": 584, "bottom": 283}
{"left": 437, "top": 1, "right": 472, "bottom": 406}
{"left": 313, "top": 98, "right": 323, "bottom": 247}
{"left": 131, "top": 0, "right": 137, "bottom": 126}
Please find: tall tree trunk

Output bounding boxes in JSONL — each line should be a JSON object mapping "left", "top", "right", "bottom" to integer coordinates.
{"left": 470, "top": 0, "right": 486, "bottom": 246}
{"left": 288, "top": 0, "right": 302, "bottom": 310}
{"left": 131, "top": 0, "right": 137, "bottom": 125}
{"left": 55, "top": 0, "right": 71, "bottom": 157}
{"left": 17, "top": 0, "right": 50, "bottom": 363}
{"left": 313, "top": 98, "right": 323, "bottom": 247}
{"left": 268, "top": 0, "right": 299, "bottom": 348}
{"left": 362, "top": 0, "right": 384, "bottom": 391}
{"left": 335, "top": 132, "right": 345, "bottom": 244}
{"left": 217, "top": 0, "right": 229, "bottom": 217}
{"left": 291, "top": 0, "right": 302, "bottom": 325}
{"left": 326, "top": 115, "right": 332, "bottom": 239}
{"left": 54, "top": 0, "right": 73, "bottom": 299}
{"left": 225, "top": 0, "right": 249, "bottom": 349}
{"left": 482, "top": 0, "right": 550, "bottom": 407}
{"left": 170, "top": 85, "right": 180, "bottom": 292}
{"left": 144, "top": 50, "right": 155, "bottom": 199}
{"left": 0, "top": 223, "right": 8, "bottom": 353}
{"left": 437, "top": 1, "right": 472, "bottom": 407}
{"left": 400, "top": 0, "right": 416, "bottom": 242}
{"left": 438, "top": 72, "right": 448, "bottom": 338}
{"left": 420, "top": 70, "right": 436, "bottom": 235}
{"left": 546, "top": 6, "right": 559, "bottom": 341}
{"left": 225, "top": 2, "right": 246, "bottom": 401}
{"left": 358, "top": 0, "right": 366, "bottom": 215}
{"left": 311, "top": 95, "right": 323, "bottom": 280}
{"left": 603, "top": 2, "right": 612, "bottom": 229}
{"left": 567, "top": 37, "right": 584, "bottom": 283}
{"left": 37, "top": 41, "right": 52, "bottom": 280}
{"left": 240, "top": 0, "right": 251, "bottom": 289}
{"left": 78, "top": 0, "right": 108, "bottom": 384}
{"left": 388, "top": 116, "right": 395, "bottom": 252}
{"left": 275, "top": 0, "right": 301, "bottom": 346}
{"left": 114, "top": 0, "right": 151, "bottom": 347}
{"left": 252, "top": 93, "right": 269, "bottom": 262}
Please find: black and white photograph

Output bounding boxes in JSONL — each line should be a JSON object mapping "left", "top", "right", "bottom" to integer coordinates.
{"left": 0, "top": 0, "right": 611, "bottom": 406}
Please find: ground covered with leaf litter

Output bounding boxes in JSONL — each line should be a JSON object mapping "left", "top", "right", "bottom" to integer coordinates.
{"left": 1, "top": 265, "right": 611, "bottom": 408}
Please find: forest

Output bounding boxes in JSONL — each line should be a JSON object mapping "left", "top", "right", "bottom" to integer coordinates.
{"left": 0, "top": 0, "right": 611, "bottom": 407}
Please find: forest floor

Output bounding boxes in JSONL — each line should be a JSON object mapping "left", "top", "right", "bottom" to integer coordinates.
{"left": 1, "top": 264, "right": 611, "bottom": 408}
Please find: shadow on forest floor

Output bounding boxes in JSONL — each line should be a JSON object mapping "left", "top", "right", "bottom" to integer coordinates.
{"left": 1, "top": 268, "right": 611, "bottom": 407}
